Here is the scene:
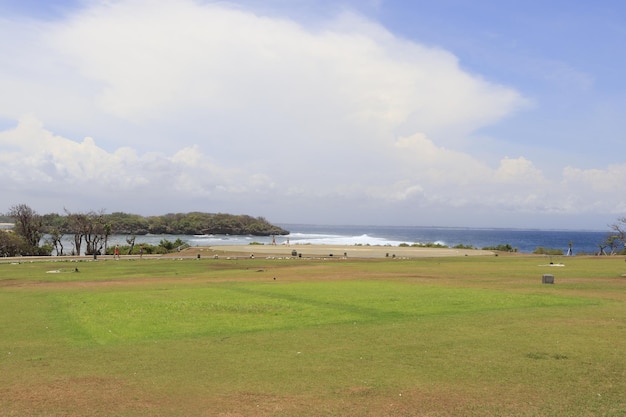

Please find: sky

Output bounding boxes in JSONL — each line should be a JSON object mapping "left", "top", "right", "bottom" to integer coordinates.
{"left": 1, "top": 0, "right": 625, "bottom": 230}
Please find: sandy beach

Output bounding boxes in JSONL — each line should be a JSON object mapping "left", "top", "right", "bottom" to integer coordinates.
{"left": 200, "top": 244, "right": 496, "bottom": 259}
{"left": 0, "top": 244, "right": 496, "bottom": 263}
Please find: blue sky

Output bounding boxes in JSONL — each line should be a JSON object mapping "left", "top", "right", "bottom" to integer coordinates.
{"left": 1, "top": 0, "right": 625, "bottom": 229}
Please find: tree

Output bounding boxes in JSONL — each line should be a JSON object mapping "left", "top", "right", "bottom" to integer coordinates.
{"left": 103, "top": 222, "right": 112, "bottom": 255}
{"left": 597, "top": 234, "right": 622, "bottom": 256}
{"left": 8, "top": 204, "right": 42, "bottom": 249}
{"left": 126, "top": 235, "right": 136, "bottom": 255}
{"left": 82, "top": 211, "right": 109, "bottom": 255}
{"left": 608, "top": 217, "right": 626, "bottom": 254}
{"left": 46, "top": 227, "right": 65, "bottom": 256}
{"left": 0, "top": 230, "right": 29, "bottom": 257}
{"left": 65, "top": 210, "right": 110, "bottom": 255}
{"left": 6, "top": 204, "right": 49, "bottom": 255}
{"left": 63, "top": 210, "right": 112, "bottom": 255}
{"left": 65, "top": 211, "right": 87, "bottom": 255}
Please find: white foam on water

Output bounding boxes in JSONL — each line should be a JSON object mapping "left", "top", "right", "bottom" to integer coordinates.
{"left": 289, "top": 233, "right": 405, "bottom": 247}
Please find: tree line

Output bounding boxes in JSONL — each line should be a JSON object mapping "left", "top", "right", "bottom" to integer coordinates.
{"left": 1, "top": 204, "right": 288, "bottom": 257}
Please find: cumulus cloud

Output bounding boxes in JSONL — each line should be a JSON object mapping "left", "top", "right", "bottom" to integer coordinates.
{"left": 0, "top": 116, "right": 271, "bottom": 199}
{"left": 2, "top": 1, "right": 525, "bottom": 145}
{"left": 0, "top": 0, "right": 619, "bottom": 226}
{"left": 562, "top": 165, "right": 626, "bottom": 193}
{"left": 495, "top": 156, "right": 544, "bottom": 184}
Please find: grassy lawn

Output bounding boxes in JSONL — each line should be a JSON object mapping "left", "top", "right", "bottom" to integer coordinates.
{"left": 0, "top": 255, "right": 624, "bottom": 416}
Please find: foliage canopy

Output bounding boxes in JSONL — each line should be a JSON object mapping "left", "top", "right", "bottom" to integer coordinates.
{"left": 3, "top": 204, "right": 288, "bottom": 256}
{"left": 39, "top": 211, "right": 288, "bottom": 236}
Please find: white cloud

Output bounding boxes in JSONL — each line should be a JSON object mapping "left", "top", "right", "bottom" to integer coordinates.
{"left": 562, "top": 165, "right": 626, "bottom": 194}
{"left": 0, "top": 0, "right": 619, "bottom": 227}
{"left": 393, "top": 133, "right": 491, "bottom": 185}
{"left": 0, "top": 115, "right": 266, "bottom": 197}
{"left": 494, "top": 156, "right": 544, "bottom": 184}
{"left": 7, "top": 0, "right": 525, "bottom": 150}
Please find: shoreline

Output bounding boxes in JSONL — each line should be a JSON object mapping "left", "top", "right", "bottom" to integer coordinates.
{"left": 202, "top": 244, "right": 496, "bottom": 259}
{"left": 0, "top": 245, "right": 504, "bottom": 262}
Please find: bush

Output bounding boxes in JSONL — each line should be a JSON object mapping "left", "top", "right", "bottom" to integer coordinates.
{"left": 411, "top": 242, "right": 448, "bottom": 248}
{"left": 158, "top": 238, "right": 187, "bottom": 251}
{"left": 0, "top": 231, "right": 51, "bottom": 256}
{"left": 0, "top": 231, "right": 29, "bottom": 257}
{"left": 533, "top": 247, "right": 564, "bottom": 255}
{"left": 105, "top": 238, "right": 189, "bottom": 256}
{"left": 482, "top": 244, "right": 517, "bottom": 252}
{"left": 37, "top": 244, "right": 53, "bottom": 256}
{"left": 453, "top": 244, "right": 475, "bottom": 249}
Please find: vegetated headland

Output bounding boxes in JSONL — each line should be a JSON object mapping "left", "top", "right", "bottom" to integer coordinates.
{"left": 39, "top": 211, "right": 289, "bottom": 236}
{"left": 2, "top": 209, "right": 289, "bottom": 257}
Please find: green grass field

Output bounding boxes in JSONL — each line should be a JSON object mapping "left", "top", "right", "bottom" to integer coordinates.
{"left": 1, "top": 255, "right": 624, "bottom": 416}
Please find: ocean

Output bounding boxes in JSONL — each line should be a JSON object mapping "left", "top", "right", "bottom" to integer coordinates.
{"left": 277, "top": 224, "right": 610, "bottom": 255}
{"left": 90, "top": 224, "right": 612, "bottom": 255}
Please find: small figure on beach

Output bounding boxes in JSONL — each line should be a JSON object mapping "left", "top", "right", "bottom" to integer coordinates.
{"left": 114, "top": 244, "right": 120, "bottom": 260}
{"left": 139, "top": 246, "right": 143, "bottom": 259}
{"left": 272, "top": 235, "right": 276, "bottom": 245}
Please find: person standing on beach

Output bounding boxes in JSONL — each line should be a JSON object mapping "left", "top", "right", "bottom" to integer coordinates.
{"left": 114, "top": 244, "right": 120, "bottom": 259}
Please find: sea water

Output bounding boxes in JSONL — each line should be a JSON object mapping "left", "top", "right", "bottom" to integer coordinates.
{"left": 48, "top": 224, "right": 612, "bottom": 255}
{"left": 274, "top": 224, "right": 609, "bottom": 255}
{"left": 175, "top": 224, "right": 608, "bottom": 255}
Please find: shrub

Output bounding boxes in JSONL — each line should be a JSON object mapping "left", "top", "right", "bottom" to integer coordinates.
{"left": 105, "top": 238, "right": 189, "bottom": 256}
{"left": 453, "top": 244, "right": 475, "bottom": 249}
{"left": 533, "top": 247, "right": 564, "bottom": 255}
{"left": 411, "top": 242, "right": 448, "bottom": 248}
{"left": 0, "top": 231, "right": 29, "bottom": 257}
{"left": 482, "top": 244, "right": 517, "bottom": 252}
